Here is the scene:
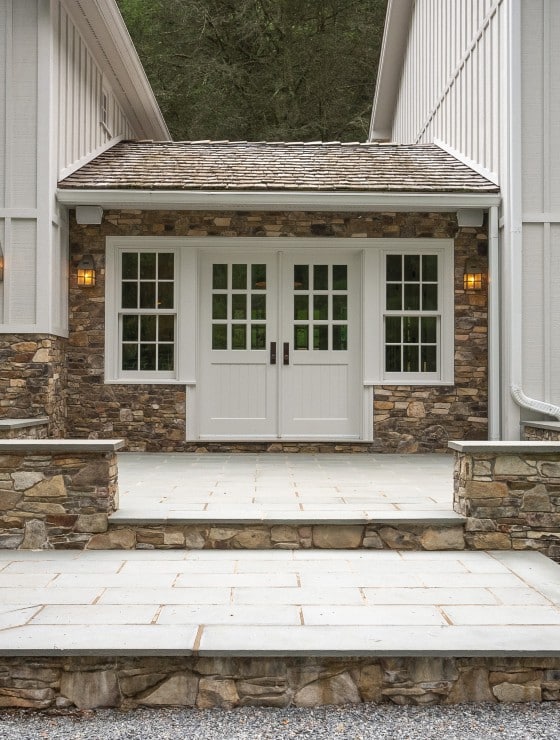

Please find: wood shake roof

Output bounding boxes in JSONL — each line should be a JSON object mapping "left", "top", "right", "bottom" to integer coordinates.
{"left": 59, "top": 141, "right": 499, "bottom": 193}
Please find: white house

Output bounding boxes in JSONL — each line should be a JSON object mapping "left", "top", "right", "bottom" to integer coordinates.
{"left": 369, "top": 0, "right": 560, "bottom": 441}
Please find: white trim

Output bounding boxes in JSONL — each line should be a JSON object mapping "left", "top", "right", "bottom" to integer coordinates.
{"left": 59, "top": 135, "right": 124, "bottom": 180}
{"left": 523, "top": 213, "right": 560, "bottom": 223}
{"left": 56, "top": 189, "right": 501, "bottom": 212}
{"left": 435, "top": 140, "right": 500, "bottom": 186}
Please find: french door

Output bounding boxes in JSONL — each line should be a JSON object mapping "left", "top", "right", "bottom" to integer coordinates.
{"left": 198, "top": 250, "right": 361, "bottom": 439}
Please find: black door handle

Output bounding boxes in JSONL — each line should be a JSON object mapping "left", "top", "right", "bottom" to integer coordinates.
{"left": 283, "top": 342, "right": 289, "bottom": 365}
{"left": 270, "top": 341, "right": 276, "bottom": 365}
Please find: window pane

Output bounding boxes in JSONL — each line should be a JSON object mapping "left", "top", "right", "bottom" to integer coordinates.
{"left": 212, "top": 324, "right": 227, "bottom": 350}
{"left": 157, "top": 282, "right": 174, "bottom": 309}
{"left": 158, "top": 253, "right": 174, "bottom": 280}
{"left": 231, "top": 324, "right": 246, "bottom": 349}
{"left": 333, "top": 325, "right": 347, "bottom": 351}
{"left": 422, "top": 284, "right": 438, "bottom": 311}
{"left": 122, "top": 315, "right": 138, "bottom": 341}
{"left": 251, "top": 294, "right": 266, "bottom": 320}
{"left": 140, "top": 315, "right": 157, "bottom": 341}
{"left": 251, "top": 264, "right": 266, "bottom": 289}
{"left": 386, "top": 283, "right": 402, "bottom": 310}
{"left": 421, "top": 317, "right": 437, "bottom": 343}
{"left": 140, "top": 343, "right": 157, "bottom": 370}
{"left": 314, "top": 265, "right": 328, "bottom": 290}
{"left": 158, "top": 344, "right": 174, "bottom": 371}
{"left": 121, "top": 282, "right": 137, "bottom": 308}
{"left": 294, "top": 295, "right": 308, "bottom": 320}
{"left": 232, "top": 264, "right": 247, "bottom": 289}
{"left": 404, "top": 283, "right": 420, "bottom": 310}
{"left": 386, "top": 255, "right": 402, "bottom": 281}
{"left": 232, "top": 294, "right": 247, "bottom": 319}
{"left": 333, "top": 295, "right": 347, "bottom": 320}
{"left": 404, "top": 255, "right": 420, "bottom": 281}
{"left": 332, "top": 265, "right": 347, "bottom": 290}
{"left": 403, "top": 316, "right": 419, "bottom": 343}
{"left": 294, "top": 265, "right": 308, "bottom": 290}
{"left": 385, "top": 316, "right": 401, "bottom": 343}
{"left": 140, "top": 282, "right": 156, "bottom": 308}
{"left": 313, "top": 295, "right": 328, "bottom": 320}
{"left": 122, "top": 253, "right": 138, "bottom": 279}
{"left": 159, "top": 315, "right": 175, "bottom": 342}
{"left": 251, "top": 325, "right": 266, "bottom": 350}
{"left": 403, "top": 345, "right": 419, "bottom": 372}
{"left": 422, "top": 254, "right": 438, "bottom": 281}
{"left": 421, "top": 345, "right": 437, "bottom": 372}
{"left": 213, "top": 264, "right": 227, "bottom": 290}
{"left": 313, "top": 325, "right": 328, "bottom": 350}
{"left": 385, "top": 345, "right": 401, "bottom": 372}
{"left": 294, "top": 325, "right": 308, "bottom": 350}
{"left": 140, "top": 252, "right": 156, "bottom": 279}
{"left": 212, "top": 294, "right": 227, "bottom": 320}
{"left": 122, "top": 344, "right": 138, "bottom": 370}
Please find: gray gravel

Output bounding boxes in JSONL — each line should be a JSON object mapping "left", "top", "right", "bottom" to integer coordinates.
{"left": 1, "top": 704, "right": 560, "bottom": 739}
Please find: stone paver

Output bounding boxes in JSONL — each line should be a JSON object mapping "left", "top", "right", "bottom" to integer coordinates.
{"left": 1, "top": 549, "right": 559, "bottom": 656}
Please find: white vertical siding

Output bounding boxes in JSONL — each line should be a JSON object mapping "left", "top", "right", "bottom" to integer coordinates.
{"left": 55, "top": 2, "right": 134, "bottom": 177}
{"left": 9, "top": 219, "right": 36, "bottom": 325}
{"left": 392, "top": 0, "right": 506, "bottom": 180}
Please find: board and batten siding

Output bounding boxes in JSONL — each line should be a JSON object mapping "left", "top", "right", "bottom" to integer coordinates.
{"left": 520, "top": 0, "right": 560, "bottom": 406}
{"left": 391, "top": 0, "right": 507, "bottom": 182}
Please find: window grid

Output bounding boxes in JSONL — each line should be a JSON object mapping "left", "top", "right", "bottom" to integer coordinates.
{"left": 293, "top": 263, "right": 348, "bottom": 351}
{"left": 211, "top": 263, "right": 267, "bottom": 350}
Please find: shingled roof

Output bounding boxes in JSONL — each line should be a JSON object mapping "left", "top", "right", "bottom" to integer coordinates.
{"left": 59, "top": 141, "right": 499, "bottom": 193}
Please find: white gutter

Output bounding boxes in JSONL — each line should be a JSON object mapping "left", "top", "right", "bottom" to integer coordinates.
{"left": 507, "top": 0, "right": 560, "bottom": 421}
{"left": 56, "top": 189, "right": 500, "bottom": 213}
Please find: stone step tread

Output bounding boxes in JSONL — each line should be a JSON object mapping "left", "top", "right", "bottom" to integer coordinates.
{"left": 0, "top": 550, "right": 559, "bottom": 657}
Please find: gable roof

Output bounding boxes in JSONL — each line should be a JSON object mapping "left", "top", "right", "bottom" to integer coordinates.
{"left": 58, "top": 140, "right": 499, "bottom": 193}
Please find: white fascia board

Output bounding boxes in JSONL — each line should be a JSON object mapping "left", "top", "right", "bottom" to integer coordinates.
{"left": 56, "top": 189, "right": 501, "bottom": 212}
{"left": 63, "top": 0, "right": 169, "bottom": 141}
{"left": 368, "top": 0, "right": 415, "bottom": 142}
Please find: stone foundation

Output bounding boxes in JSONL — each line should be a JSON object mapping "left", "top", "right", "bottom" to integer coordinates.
{"left": 0, "top": 440, "right": 123, "bottom": 550}
{"left": 451, "top": 441, "right": 560, "bottom": 561}
{"left": 0, "top": 656, "right": 559, "bottom": 709}
{"left": 523, "top": 422, "right": 560, "bottom": 442}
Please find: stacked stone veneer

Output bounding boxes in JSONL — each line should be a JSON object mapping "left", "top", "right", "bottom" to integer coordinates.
{"left": 67, "top": 209, "right": 488, "bottom": 452}
{"left": 0, "top": 441, "right": 122, "bottom": 550}
{"left": 1, "top": 656, "right": 559, "bottom": 709}
{"left": 523, "top": 422, "right": 560, "bottom": 442}
{"left": 451, "top": 441, "right": 560, "bottom": 560}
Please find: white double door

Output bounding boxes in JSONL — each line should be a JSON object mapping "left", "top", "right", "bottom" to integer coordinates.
{"left": 198, "top": 249, "right": 361, "bottom": 439}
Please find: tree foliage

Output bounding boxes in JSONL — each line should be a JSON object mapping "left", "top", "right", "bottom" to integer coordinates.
{"left": 117, "top": 0, "right": 387, "bottom": 142}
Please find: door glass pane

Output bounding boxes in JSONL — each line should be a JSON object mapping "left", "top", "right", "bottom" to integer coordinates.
{"left": 313, "top": 295, "right": 328, "bottom": 320}
{"left": 294, "top": 325, "right": 308, "bottom": 350}
{"left": 251, "top": 294, "right": 266, "bottom": 320}
{"left": 314, "top": 265, "right": 328, "bottom": 290}
{"left": 404, "top": 255, "right": 420, "bottom": 281}
{"left": 333, "top": 325, "right": 347, "bottom": 351}
{"left": 421, "top": 345, "right": 437, "bottom": 372}
{"left": 212, "top": 324, "right": 227, "bottom": 350}
{"left": 213, "top": 264, "right": 227, "bottom": 290}
{"left": 122, "top": 315, "right": 138, "bottom": 341}
{"left": 122, "top": 344, "right": 138, "bottom": 370}
{"left": 122, "top": 282, "right": 137, "bottom": 308}
{"left": 386, "top": 284, "right": 402, "bottom": 310}
{"left": 140, "top": 315, "right": 157, "bottom": 341}
{"left": 212, "top": 294, "right": 227, "bottom": 320}
{"left": 140, "top": 252, "right": 156, "bottom": 279}
{"left": 294, "top": 295, "right": 308, "bottom": 320}
{"left": 232, "top": 264, "right": 247, "bottom": 289}
{"left": 386, "top": 255, "right": 402, "bottom": 281}
{"left": 158, "top": 253, "right": 174, "bottom": 280}
{"left": 251, "top": 325, "right": 266, "bottom": 350}
{"left": 421, "top": 317, "right": 437, "bottom": 343}
{"left": 313, "top": 325, "right": 328, "bottom": 350}
{"left": 385, "top": 316, "right": 401, "bottom": 343}
{"left": 231, "top": 324, "right": 246, "bottom": 349}
{"left": 140, "top": 282, "right": 156, "bottom": 308}
{"left": 333, "top": 295, "right": 347, "bottom": 320}
{"left": 157, "top": 282, "right": 174, "bottom": 309}
{"left": 403, "top": 345, "right": 419, "bottom": 372}
{"left": 232, "top": 294, "right": 247, "bottom": 319}
{"left": 159, "top": 315, "right": 175, "bottom": 342}
{"left": 158, "top": 344, "right": 174, "bottom": 371}
{"left": 422, "top": 254, "right": 438, "bottom": 281}
{"left": 385, "top": 345, "right": 401, "bottom": 372}
{"left": 294, "top": 265, "right": 308, "bottom": 290}
{"left": 422, "top": 284, "right": 438, "bottom": 311}
{"left": 251, "top": 264, "right": 266, "bottom": 289}
{"left": 332, "top": 265, "right": 347, "bottom": 290}
{"left": 404, "top": 284, "right": 420, "bottom": 310}
{"left": 122, "top": 253, "right": 138, "bottom": 279}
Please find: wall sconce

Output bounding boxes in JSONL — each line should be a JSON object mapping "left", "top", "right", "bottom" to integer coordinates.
{"left": 463, "top": 259, "right": 486, "bottom": 291}
{"left": 77, "top": 254, "right": 96, "bottom": 287}
{"left": 0, "top": 243, "right": 4, "bottom": 283}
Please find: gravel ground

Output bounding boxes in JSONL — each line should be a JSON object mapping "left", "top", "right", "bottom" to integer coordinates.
{"left": 1, "top": 704, "right": 560, "bottom": 739}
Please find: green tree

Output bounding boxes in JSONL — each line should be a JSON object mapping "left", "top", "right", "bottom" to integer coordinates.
{"left": 117, "top": 0, "right": 387, "bottom": 141}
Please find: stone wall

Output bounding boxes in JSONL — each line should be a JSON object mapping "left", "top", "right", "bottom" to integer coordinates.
{"left": 0, "top": 418, "right": 49, "bottom": 439}
{"left": 0, "top": 441, "right": 123, "bottom": 550}
{"left": 0, "top": 655, "right": 558, "bottom": 709}
{"left": 67, "top": 209, "right": 488, "bottom": 452}
{"left": 523, "top": 422, "right": 560, "bottom": 442}
{"left": 0, "top": 335, "right": 67, "bottom": 437}
{"left": 451, "top": 441, "right": 560, "bottom": 560}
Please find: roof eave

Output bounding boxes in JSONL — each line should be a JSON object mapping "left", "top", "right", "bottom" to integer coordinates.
{"left": 56, "top": 188, "right": 501, "bottom": 213}
{"left": 368, "top": 0, "right": 415, "bottom": 142}
{"left": 63, "top": 0, "right": 170, "bottom": 141}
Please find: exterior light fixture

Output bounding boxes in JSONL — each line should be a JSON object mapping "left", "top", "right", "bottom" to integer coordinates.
{"left": 463, "top": 259, "right": 486, "bottom": 291}
{"left": 0, "top": 243, "right": 4, "bottom": 282}
{"left": 77, "top": 254, "right": 96, "bottom": 287}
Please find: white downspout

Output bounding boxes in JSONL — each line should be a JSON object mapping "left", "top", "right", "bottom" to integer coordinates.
{"left": 507, "top": 0, "right": 560, "bottom": 422}
{"left": 488, "top": 205, "right": 501, "bottom": 439}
